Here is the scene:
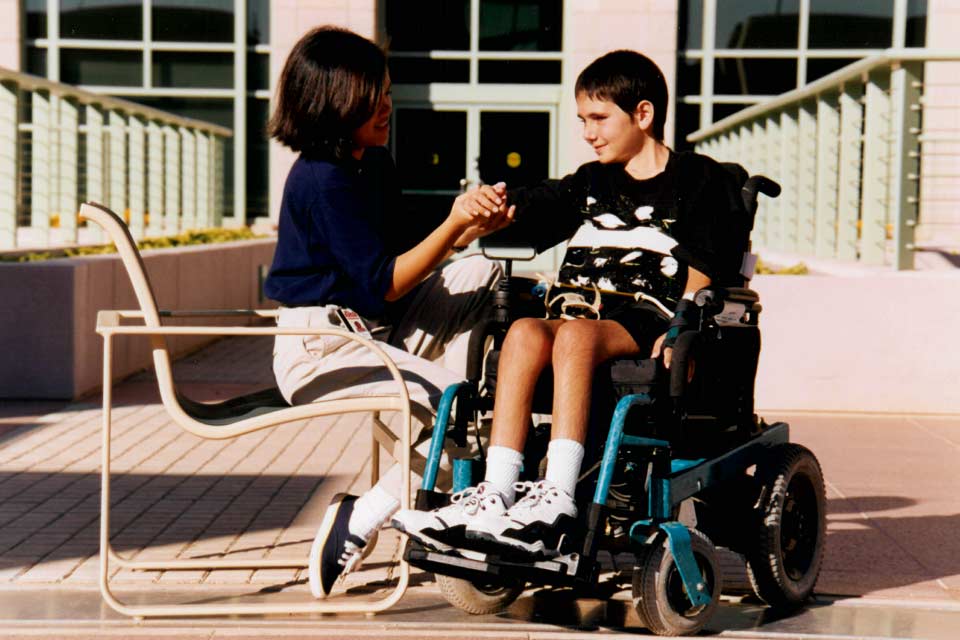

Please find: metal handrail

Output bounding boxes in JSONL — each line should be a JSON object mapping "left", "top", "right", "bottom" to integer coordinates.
{"left": 0, "top": 66, "right": 232, "bottom": 137}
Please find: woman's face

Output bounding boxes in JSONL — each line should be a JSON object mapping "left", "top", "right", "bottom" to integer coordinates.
{"left": 352, "top": 74, "right": 393, "bottom": 155}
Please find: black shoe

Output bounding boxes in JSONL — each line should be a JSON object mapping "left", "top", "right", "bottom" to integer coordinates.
{"left": 308, "top": 494, "right": 367, "bottom": 598}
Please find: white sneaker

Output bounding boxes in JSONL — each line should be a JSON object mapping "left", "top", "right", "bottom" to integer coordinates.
{"left": 465, "top": 480, "right": 578, "bottom": 558}
{"left": 391, "top": 482, "right": 509, "bottom": 551}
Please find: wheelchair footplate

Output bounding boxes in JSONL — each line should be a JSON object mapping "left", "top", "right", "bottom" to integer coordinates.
{"left": 404, "top": 539, "right": 591, "bottom": 587}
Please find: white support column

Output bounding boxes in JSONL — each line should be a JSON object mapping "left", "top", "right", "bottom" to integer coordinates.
{"left": 814, "top": 92, "right": 840, "bottom": 258}
{"left": 836, "top": 82, "right": 863, "bottom": 262}
{"left": 0, "top": 82, "right": 16, "bottom": 248}
{"left": 196, "top": 131, "right": 211, "bottom": 228}
{"left": 888, "top": 61, "right": 922, "bottom": 270}
{"left": 128, "top": 116, "right": 146, "bottom": 239}
{"left": 58, "top": 97, "right": 79, "bottom": 244}
{"left": 31, "top": 92, "right": 52, "bottom": 244}
{"left": 85, "top": 104, "right": 105, "bottom": 242}
{"left": 147, "top": 120, "right": 165, "bottom": 236}
{"left": 796, "top": 101, "right": 818, "bottom": 255}
{"left": 860, "top": 70, "right": 892, "bottom": 265}
{"left": 163, "top": 125, "right": 181, "bottom": 235}
{"left": 778, "top": 108, "right": 800, "bottom": 251}
{"left": 108, "top": 110, "right": 127, "bottom": 226}
{"left": 232, "top": 3, "right": 247, "bottom": 227}
{"left": 180, "top": 127, "right": 197, "bottom": 231}
{"left": 764, "top": 114, "right": 782, "bottom": 249}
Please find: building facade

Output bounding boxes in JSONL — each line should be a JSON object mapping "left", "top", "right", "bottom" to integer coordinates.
{"left": 2, "top": 0, "right": 955, "bottom": 263}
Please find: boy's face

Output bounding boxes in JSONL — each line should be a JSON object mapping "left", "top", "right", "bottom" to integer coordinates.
{"left": 576, "top": 93, "right": 650, "bottom": 164}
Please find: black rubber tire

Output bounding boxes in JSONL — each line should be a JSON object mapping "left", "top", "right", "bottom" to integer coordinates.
{"left": 436, "top": 574, "right": 525, "bottom": 615}
{"left": 632, "top": 528, "right": 722, "bottom": 636}
{"left": 745, "top": 443, "right": 826, "bottom": 608}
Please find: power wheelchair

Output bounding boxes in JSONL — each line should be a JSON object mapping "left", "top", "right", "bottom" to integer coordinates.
{"left": 402, "top": 166, "right": 827, "bottom": 636}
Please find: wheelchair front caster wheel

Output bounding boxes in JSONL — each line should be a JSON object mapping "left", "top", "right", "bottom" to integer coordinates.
{"left": 745, "top": 443, "right": 826, "bottom": 608}
{"left": 632, "top": 528, "right": 721, "bottom": 636}
{"left": 437, "top": 574, "right": 525, "bottom": 614}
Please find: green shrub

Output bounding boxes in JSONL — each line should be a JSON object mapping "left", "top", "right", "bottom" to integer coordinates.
{"left": 2, "top": 228, "right": 262, "bottom": 263}
{"left": 755, "top": 257, "right": 809, "bottom": 275}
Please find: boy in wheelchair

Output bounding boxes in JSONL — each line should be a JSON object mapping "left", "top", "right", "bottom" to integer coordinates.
{"left": 392, "top": 50, "right": 752, "bottom": 558}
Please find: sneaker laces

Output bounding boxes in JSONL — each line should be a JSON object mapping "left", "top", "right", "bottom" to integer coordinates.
{"left": 338, "top": 538, "right": 365, "bottom": 573}
{"left": 448, "top": 482, "right": 504, "bottom": 515}
{"left": 509, "top": 480, "right": 563, "bottom": 513}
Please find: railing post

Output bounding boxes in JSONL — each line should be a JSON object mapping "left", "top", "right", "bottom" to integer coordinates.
{"left": 164, "top": 125, "right": 180, "bottom": 235}
{"left": 836, "top": 82, "right": 863, "bottom": 262}
{"left": 180, "top": 127, "right": 197, "bottom": 231}
{"left": 196, "top": 131, "right": 211, "bottom": 228}
{"left": 778, "top": 108, "right": 800, "bottom": 251}
{"left": 31, "top": 91, "right": 52, "bottom": 245}
{"left": 750, "top": 120, "right": 767, "bottom": 244}
{"left": 108, "top": 110, "right": 127, "bottom": 230}
{"left": 85, "top": 104, "right": 105, "bottom": 242}
{"left": 860, "top": 70, "right": 892, "bottom": 265}
{"left": 764, "top": 114, "right": 782, "bottom": 249}
{"left": 814, "top": 92, "right": 840, "bottom": 258}
{"left": 58, "top": 97, "right": 79, "bottom": 244}
{"left": 0, "top": 81, "right": 18, "bottom": 249}
{"left": 796, "top": 101, "right": 818, "bottom": 255}
{"left": 128, "top": 115, "right": 146, "bottom": 239}
{"left": 888, "top": 61, "right": 922, "bottom": 270}
{"left": 147, "top": 120, "right": 165, "bottom": 237}
{"left": 213, "top": 136, "right": 225, "bottom": 226}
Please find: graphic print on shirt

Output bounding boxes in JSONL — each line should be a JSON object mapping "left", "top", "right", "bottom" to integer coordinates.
{"left": 555, "top": 191, "right": 683, "bottom": 316}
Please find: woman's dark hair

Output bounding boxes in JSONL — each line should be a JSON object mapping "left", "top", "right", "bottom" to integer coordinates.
{"left": 268, "top": 26, "right": 387, "bottom": 159}
{"left": 575, "top": 50, "right": 668, "bottom": 141}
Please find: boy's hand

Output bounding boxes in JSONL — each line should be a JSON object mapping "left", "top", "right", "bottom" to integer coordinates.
{"left": 450, "top": 182, "right": 509, "bottom": 229}
{"left": 651, "top": 333, "right": 672, "bottom": 368}
{"left": 451, "top": 183, "right": 515, "bottom": 246}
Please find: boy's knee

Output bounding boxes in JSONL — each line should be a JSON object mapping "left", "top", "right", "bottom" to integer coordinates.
{"left": 553, "top": 320, "right": 601, "bottom": 358}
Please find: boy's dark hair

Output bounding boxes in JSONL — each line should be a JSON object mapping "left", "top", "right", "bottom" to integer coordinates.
{"left": 575, "top": 50, "right": 668, "bottom": 141}
{"left": 268, "top": 26, "right": 387, "bottom": 160}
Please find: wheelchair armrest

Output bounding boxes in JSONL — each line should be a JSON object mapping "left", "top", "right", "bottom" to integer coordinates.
{"left": 694, "top": 287, "right": 761, "bottom": 325}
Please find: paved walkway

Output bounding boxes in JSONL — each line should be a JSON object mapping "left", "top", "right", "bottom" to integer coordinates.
{"left": 1, "top": 336, "right": 959, "bottom": 637}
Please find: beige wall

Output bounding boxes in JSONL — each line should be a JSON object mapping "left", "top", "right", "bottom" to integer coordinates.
{"left": 268, "top": 0, "right": 378, "bottom": 221}
{"left": 919, "top": 0, "right": 960, "bottom": 248}
{"left": 559, "top": 0, "right": 678, "bottom": 174}
{"left": 0, "top": 0, "right": 19, "bottom": 69}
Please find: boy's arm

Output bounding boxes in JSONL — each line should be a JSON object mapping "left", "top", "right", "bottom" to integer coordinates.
{"left": 650, "top": 266, "right": 711, "bottom": 369}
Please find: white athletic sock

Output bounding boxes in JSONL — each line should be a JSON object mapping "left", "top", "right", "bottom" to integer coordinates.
{"left": 483, "top": 445, "right": 524, "bottom": 504}
{"left": 349, "top": 484, "right": 400, "bottom": 542}
{"left": 544, "top": 438, "right": 584, "bottom": 497}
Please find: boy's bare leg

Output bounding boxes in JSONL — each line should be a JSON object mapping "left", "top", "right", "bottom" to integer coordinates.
{"left": 489, "top": 318, "right": 564, "bottom": 451}
{"left": 550, "top": 319, "right": 640, "bottom": 443}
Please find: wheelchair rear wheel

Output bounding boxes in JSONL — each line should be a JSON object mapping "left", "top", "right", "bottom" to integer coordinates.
{"left": 436, "top": 574, "right": 525, "bottom": 614}
{"left": 745, "top": 443, "right": 826, "bottom": 608}
{"left": 632, "top": 528, "right": 721, "bottom": 636}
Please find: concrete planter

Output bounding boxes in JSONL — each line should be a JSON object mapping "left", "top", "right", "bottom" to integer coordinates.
{"left": 0, "top": 239, "right": 277, "bottom": 400}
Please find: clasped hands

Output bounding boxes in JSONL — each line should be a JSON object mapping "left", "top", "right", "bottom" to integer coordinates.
{"left": 450, "top": 182, "right": 516, "bottom": 247}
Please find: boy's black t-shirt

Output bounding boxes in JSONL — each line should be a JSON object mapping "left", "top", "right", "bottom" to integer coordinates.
{"left": 503, "top": 151, "right": 749, "bottom": 312}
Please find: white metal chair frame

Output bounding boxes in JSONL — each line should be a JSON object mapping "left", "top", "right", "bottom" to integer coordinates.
{"left": 83, "top": 202, "right": 414, "bottom": 618}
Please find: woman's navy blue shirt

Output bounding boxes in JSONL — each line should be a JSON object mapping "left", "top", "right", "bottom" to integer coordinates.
{"left": 264, "top": 147, "right": 419, "bottom": 318}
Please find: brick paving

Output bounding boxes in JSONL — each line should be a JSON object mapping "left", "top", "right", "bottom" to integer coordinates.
{"left": 0, "top": 336, "right": 398, "bottom": 594}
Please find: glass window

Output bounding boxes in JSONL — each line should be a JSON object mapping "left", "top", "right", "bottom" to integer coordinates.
{"left": 61, "top": 49, "right": 142, "bottom": 86}
{"left": 248, "top": 0, "right": 269, "bottom": 45}
{"left": 388, "top": 58, "right": 470, "bottom": 84}
{"left": 713, "top": 102, "right": 753, "bottom": 123}
{"left": 25, "top": 0, "right": 46, "bottom": 39}
{"left": 61, "top": 0, "right": 142, "bottom": 40}
{"left": 808, "top": 0, "right": 892, "bottom": 49}
{"left": 152, "top": 51, "right": 233, "bottom": 88}
{"left": 906, "top": 0, "right": 927, "bottom": 47}
{"left": 479, "top": 0, "right": 561, "bottom": 51}
{"left": 247, "top": 53, "right": 269, "bottom": 91}
{"left": 714, "top": 58, "right": 797, "bottom": 95}
{"left": 674, "top": 102, "right": 701, "bottom": 151}
{"left": 479, "top": 60, "right": 561, "bottom": 84}
{"left": 26, "top": 47, "right": 47, "bottom": 77}
{"left": 806, "top": 57, "right": 859, "bottom": 82}
{"left": 386, "top": 0, "right": 469, "bottom": 51}
{"left": 246, "top": 98, "right": 269, "bottom": 221}
{"left": 676, "top": 59, "right": 701, "bottom": 96}
{"left": 395, "top": 109, "right": 467, "bottom": 191}
{"left": 479, "top": 111, "right": 549, "bottom": 187}
{"left": 715, "top": 0, "right": 799, "bottom": 49}
{"left": 153, "top": 0, "right": 233, "bottom": 42}
{"left": 679, "top": 0, "right": 703, "bottom": 50}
